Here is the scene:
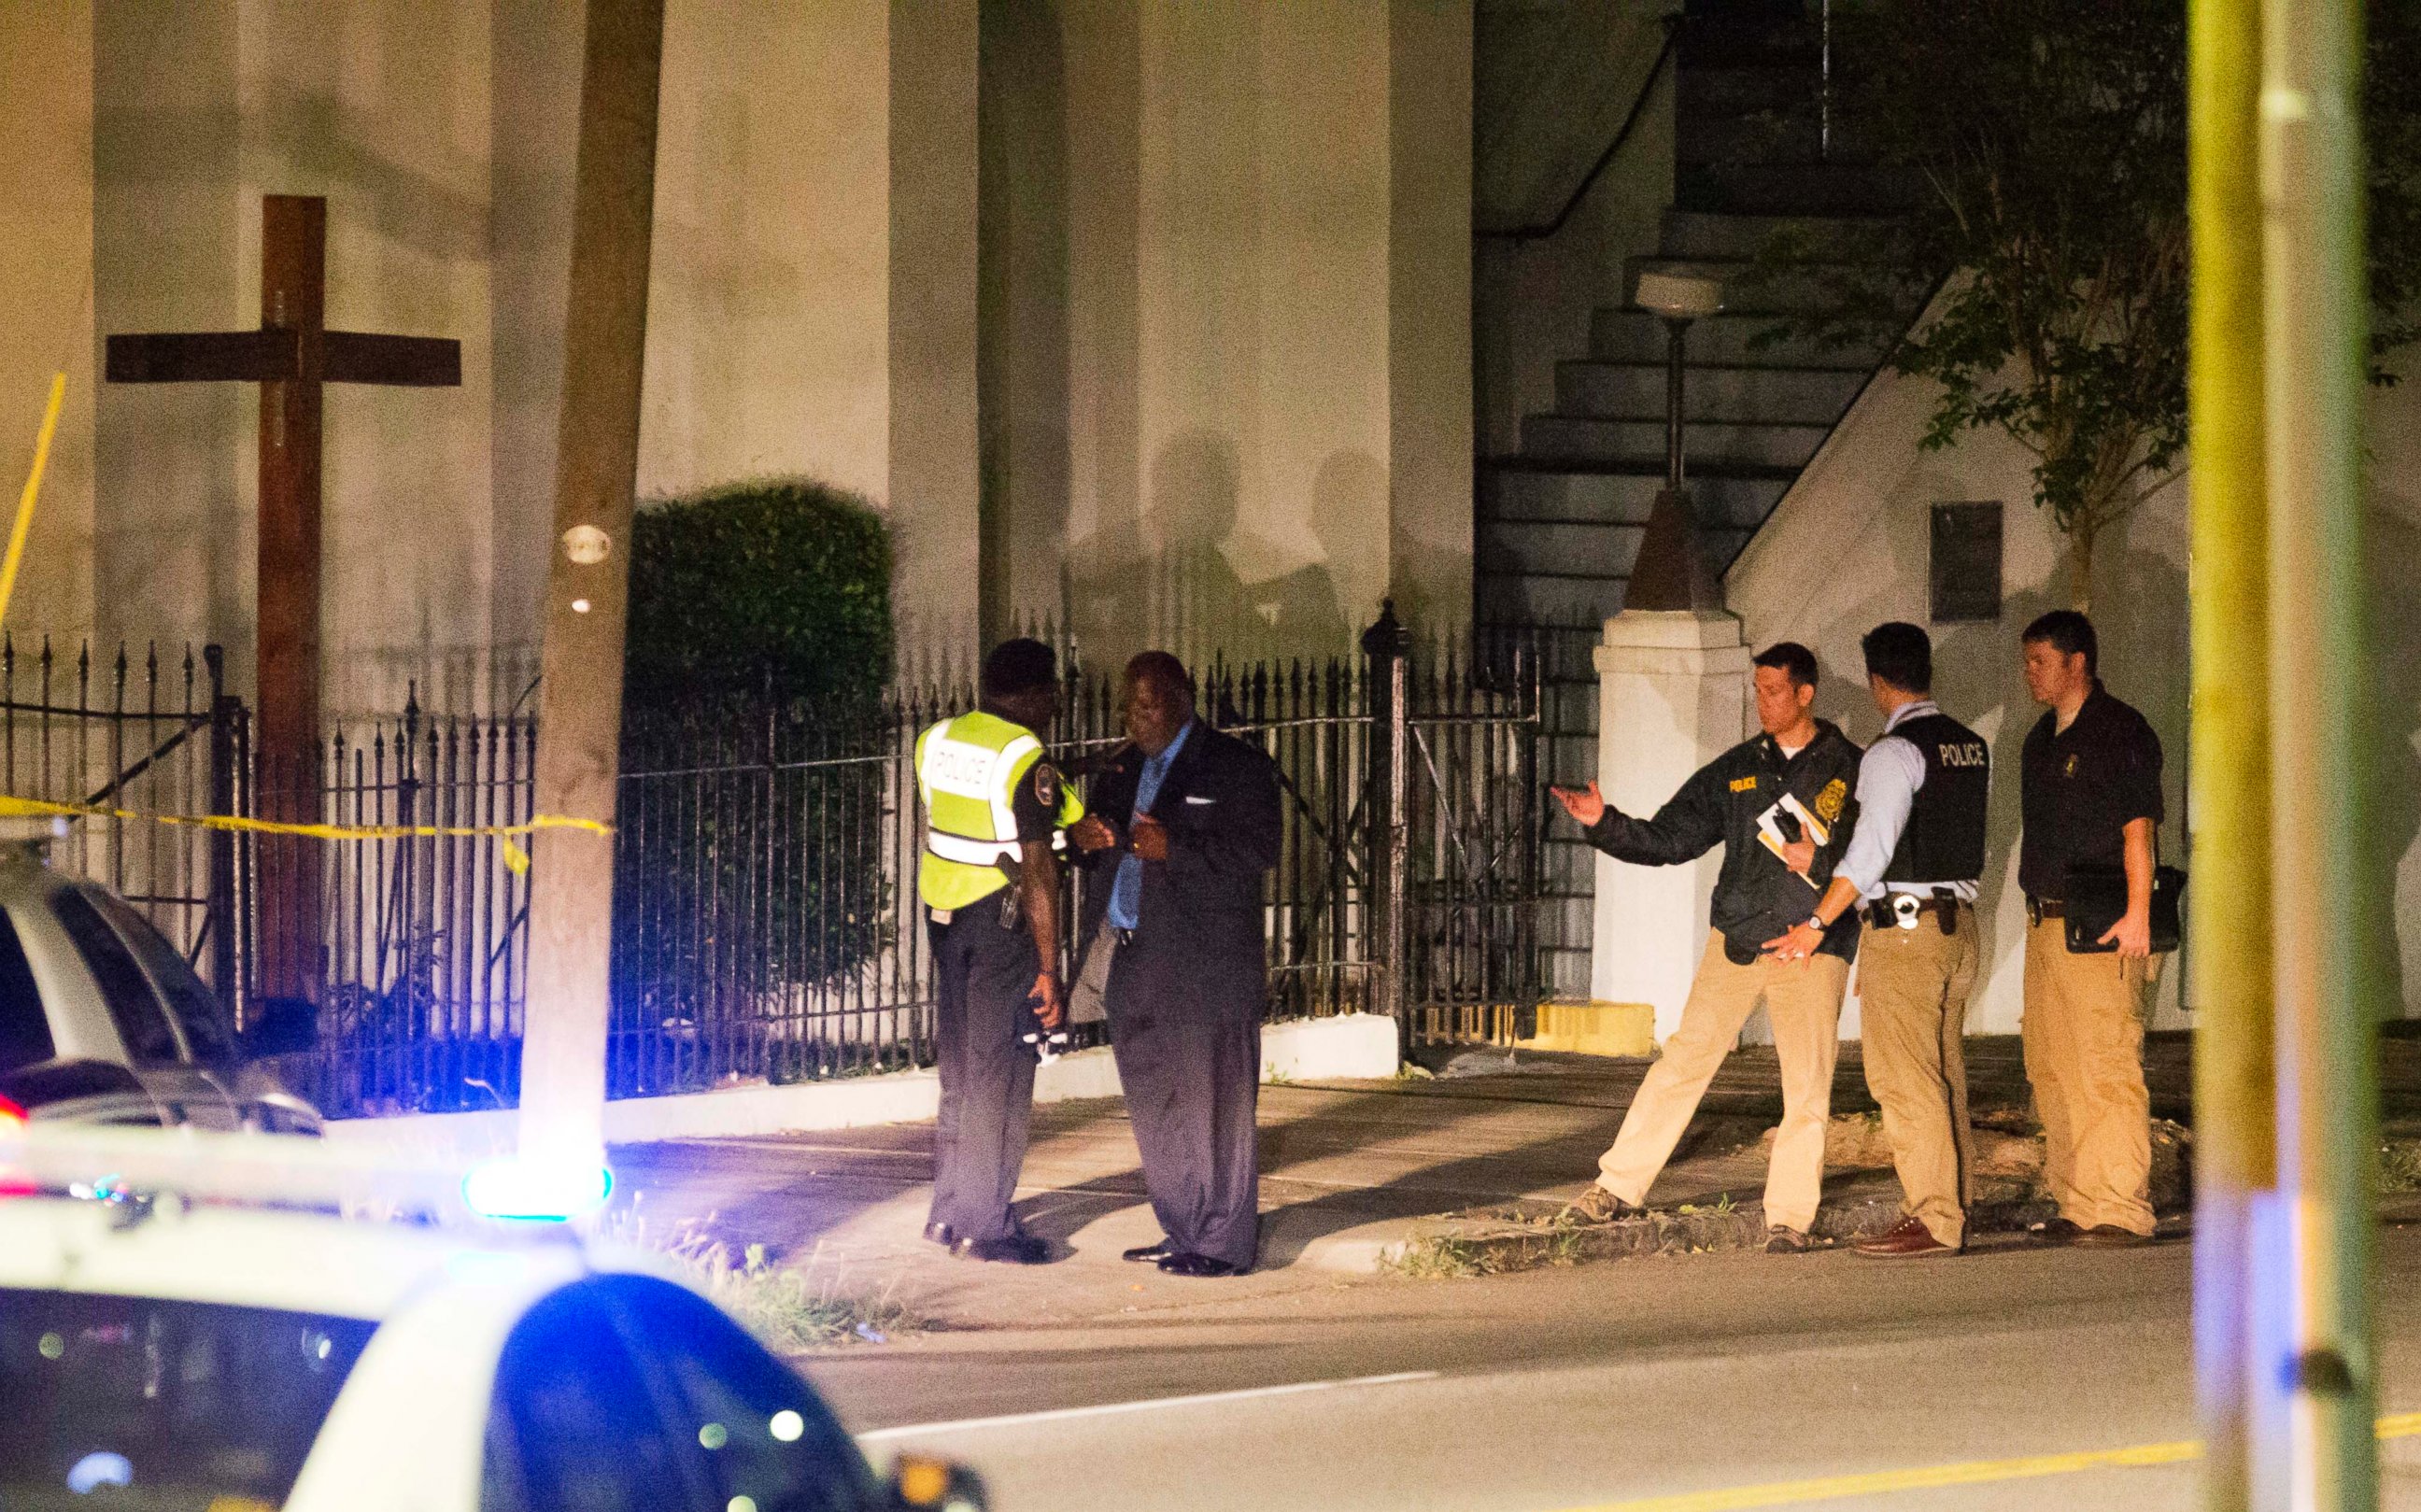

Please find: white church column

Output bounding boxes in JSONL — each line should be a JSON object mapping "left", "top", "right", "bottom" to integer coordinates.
{"left": 1591, "top": 608, "right": 1751, "bottom": 1039}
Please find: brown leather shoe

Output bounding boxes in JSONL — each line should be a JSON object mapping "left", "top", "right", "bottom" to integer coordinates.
{"left": 2074, "top": 1223, "right": 2155, "bottom": 1249}
{"left": 1763, "top": 1225, "right": 1815, "bottom": 1254}
{"left": 1854, "top": 1215, "right": 1960, "bottom": 1258}
{"left": 1558, "top": 1185, "right": 1644, "bottom": 1225}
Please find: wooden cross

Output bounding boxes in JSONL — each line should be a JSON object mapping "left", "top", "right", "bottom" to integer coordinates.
{"left": 106, "top": 193, "right": 461, "bottom": 1004}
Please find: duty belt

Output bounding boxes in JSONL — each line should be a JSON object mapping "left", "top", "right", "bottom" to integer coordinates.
{"left": 2025, "top": 896, "right": 2064, "bottom": 925}
{"left": 1865, "top": 893, "right": 1969, "bottom": 933}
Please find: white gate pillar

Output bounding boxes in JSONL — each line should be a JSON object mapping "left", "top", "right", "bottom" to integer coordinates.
{"left": 1590, "top": 609, "right": 1751, "bottom": 1041}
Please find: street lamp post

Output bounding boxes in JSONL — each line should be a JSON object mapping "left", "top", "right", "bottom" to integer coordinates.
{"left": 1625, "top": 270, "right": 1724, "bottom": 614}
{"left": 1664, "top": 315, "right": 1692, "bottom": 495}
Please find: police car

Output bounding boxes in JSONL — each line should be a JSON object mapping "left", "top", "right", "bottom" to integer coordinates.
{"left": 0, "top": 833, "right": 322, "bottom": 1135}
{"left": 0, "top": 1126, "right": 985, "bottom": 1512}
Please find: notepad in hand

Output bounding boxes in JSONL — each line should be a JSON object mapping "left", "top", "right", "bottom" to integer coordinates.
{"left": 1756, "top": 792, "right": 1829, "bottom": 879}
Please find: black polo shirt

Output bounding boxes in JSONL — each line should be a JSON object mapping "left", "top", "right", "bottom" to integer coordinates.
{"left": 2018, "top": 682, "right": 2164, "bottom": 900}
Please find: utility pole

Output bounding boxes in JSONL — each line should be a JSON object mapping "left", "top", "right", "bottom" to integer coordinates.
{"left": 2260, "top": 0, "right": 2382, "bottom": 1507}
{"left": 2187, "top": 3, "right": 2276, "bottom": 1506}
{"left": 516, "top": 0, "right": 666, "bottom": 1180}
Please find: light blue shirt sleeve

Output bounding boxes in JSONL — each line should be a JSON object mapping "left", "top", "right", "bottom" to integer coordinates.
{"left": 1839, "top": 734, "right": 1925, "bottom": 899}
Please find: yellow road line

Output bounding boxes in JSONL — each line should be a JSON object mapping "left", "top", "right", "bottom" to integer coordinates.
{"left": 1574, "top": 1413, "right": 2421, "bottom": 1512}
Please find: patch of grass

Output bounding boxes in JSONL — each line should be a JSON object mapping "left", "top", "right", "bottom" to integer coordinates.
{"left": 1384, "top": 1234, "right": 1508, "bottom": 1279}
{"left": 1384, "top": 1224, "right": 1586, "bottom": 1279}
{"left": 2382, "top": 1139, "right": 2421, "bottom": 1195}
{"left": 608, "top": 1208, "right": 921, "bottom": 1349}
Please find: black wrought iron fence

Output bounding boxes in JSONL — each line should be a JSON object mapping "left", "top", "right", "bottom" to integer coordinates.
{"left": 608, "top": 694, "right": 927, "bottom": 1099}
{"left": 288, "top": 702, "right": 536, "bottom": 1117}
{"left": 1401, "top": 630, "right": 1546, "bottom": 1044}
{"left": 0, "top": 638, "right": 242, "bottom": 999}
{"left": 272, "top": 617, "right": 1545, "bottom": 1116}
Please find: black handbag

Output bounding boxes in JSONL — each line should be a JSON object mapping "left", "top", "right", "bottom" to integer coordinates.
{"left": 2063, "top": 862, "right": 2187, "bottom": 954}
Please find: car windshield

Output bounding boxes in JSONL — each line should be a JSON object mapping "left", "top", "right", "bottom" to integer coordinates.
{"left": 0, "top": 1289, "right": 375, "bottom": 1512}
{"left": 0, "top": 911, "right": 53, "bottom": 1077}
{"left": 85, "top": 890, "right": 238, "bottom": 1067}
{"left": 46, "top": 891, "right": 180, "bottom": 1067}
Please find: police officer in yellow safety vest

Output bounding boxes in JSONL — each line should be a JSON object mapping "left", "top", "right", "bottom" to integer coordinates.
{"left": 914, "top": 638, "right": 1083, "bottom": 1265}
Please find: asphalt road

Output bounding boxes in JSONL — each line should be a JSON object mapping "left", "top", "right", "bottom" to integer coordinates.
{"left": 807, "top": 1222, "right": 2421, "bottom": 1512}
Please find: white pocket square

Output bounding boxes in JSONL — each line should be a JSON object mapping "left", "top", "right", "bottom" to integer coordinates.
{"left": 1183, "top": 795, "right": 1216, "bottom": 805}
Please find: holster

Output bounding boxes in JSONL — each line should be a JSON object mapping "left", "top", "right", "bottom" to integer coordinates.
{"left": 994, "top": 855, "right": 1025, "bottom": 930}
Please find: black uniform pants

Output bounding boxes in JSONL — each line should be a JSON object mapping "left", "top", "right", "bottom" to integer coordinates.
{"left": 1105, "top": 920, "right": 1263, "bottom": 1269}
{"left": 927, "top": 907, "right": 1041, "bottom": 1244}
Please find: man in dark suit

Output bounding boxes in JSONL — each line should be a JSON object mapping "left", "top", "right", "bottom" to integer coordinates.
{"left": 1069, "top": 651, "right": 1281, "bottom": 1277}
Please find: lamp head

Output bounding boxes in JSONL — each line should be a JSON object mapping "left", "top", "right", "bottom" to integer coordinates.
{"left": 1635, "top": 269, "right": 1725, "bottom": 320}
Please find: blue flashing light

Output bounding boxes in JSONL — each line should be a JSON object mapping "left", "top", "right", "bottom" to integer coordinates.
{"left": 461, "top": 1159, "right": 613, "bottom": 1222}
{"left": 67, "top": 1452, "right": 134, "bottom": 1495}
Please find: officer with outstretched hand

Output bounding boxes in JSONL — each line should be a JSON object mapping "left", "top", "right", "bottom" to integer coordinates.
{"left": 1550, "top": 642, "right": 1862, "bottom": 1253}
{"left": 913, "top": 638, "right": 1083, "bottom": 1265}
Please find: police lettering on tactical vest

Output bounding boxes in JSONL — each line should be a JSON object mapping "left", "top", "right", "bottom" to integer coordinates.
{"left": 914, "top": 709, "right": 1084, "bottom": 913}
{"left": 1879, "top": 712, "right": 1990, "bottom": 888}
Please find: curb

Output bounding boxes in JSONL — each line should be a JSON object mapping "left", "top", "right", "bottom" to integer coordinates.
{"left": 325, "top": 1012, "right": 1400, "bottom": 1166}
{"left": 1369, "top": 1181, "right": 2074, "bottom": 1277}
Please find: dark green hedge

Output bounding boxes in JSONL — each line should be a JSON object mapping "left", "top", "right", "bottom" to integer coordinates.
{"left": 623, "top": 478, "right": 892, "bottom": 716}
{"left": 610, "top": 479, "right": 895, "bottom": 1092}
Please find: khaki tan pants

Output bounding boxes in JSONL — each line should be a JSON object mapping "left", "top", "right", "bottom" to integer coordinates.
{"left": 1597, "top": 931, "right": 1848, "bottom": 1234}
{"left": 2021, "top": 916, "right": 2155, "bottom": 1235}
{"left": 1858, "top": 909, "right": 1979, "bottom": 1247}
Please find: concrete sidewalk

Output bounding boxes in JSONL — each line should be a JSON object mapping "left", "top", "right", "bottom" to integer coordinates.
{"left": 611, "top": 1030, "right": 2421, "bottom": 1331}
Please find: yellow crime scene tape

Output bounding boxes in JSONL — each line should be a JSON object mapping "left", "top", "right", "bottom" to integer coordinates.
{"left": 1577, "top": 1411, "right": 2421, "bottom": 1512}
{"left": 4, "top": 377, "right": 608, "bottom": 874}
{"left": 0, "top": 796, "right": 610, "bottom": 875}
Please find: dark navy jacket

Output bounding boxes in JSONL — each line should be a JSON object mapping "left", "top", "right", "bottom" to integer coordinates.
{"left": 1584, "top": 720, "right": 1865, "bottom": 964}
{"left": 1076, "top": 722, "right": 1281, "bottom": 966}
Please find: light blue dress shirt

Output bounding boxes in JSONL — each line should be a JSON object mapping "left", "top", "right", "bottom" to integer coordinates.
{"left": 1838, "top": 699, "right": 1983, "bottom": 902}
{"left": 1108, "top": 719, "right": 1195, "bottom": 929}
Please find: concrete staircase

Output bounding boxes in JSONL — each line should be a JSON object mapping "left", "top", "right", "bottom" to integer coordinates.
{"left": 1480, "top": 0, "right": 1922, "bottom": 998}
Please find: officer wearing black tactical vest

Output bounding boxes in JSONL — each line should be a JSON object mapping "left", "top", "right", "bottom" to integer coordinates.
{"left": 1765, "top": 623, "right": 1989, "bottom": 1258}
{"left": 913, "top": 638, "right": 1084, "bottom": 1265}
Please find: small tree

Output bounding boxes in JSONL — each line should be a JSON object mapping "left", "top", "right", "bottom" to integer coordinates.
{"left": 624, "top": 478, "right": 892, "bottom": 714}
{"left": 612, "top": 480, "right": 895, "bottom": 1091}
{"left": 1792, "top": 0, "right": 2421, "bottom": 610}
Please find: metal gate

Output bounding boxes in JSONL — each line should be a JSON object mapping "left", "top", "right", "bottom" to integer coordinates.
{"left": 1362, "top": 614, "right": 1548, "bottom": 1047}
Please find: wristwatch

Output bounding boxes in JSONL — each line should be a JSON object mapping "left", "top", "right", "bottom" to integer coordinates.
{"left": 1805, "top": 913, "right": 1828, "bottom": 933}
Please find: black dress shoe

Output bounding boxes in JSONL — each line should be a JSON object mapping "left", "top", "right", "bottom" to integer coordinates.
{"left": 2031, "top": 1218, "right": 2086, "bottom": 1246}
{"left": 922, "top": 1222, "right": 957, "bottom": 1248}
{"left": 957, "top": 1233, "right": 1053, "bottom": 1265}
{"left": 1123, "top": 1240, "right": 1175, "bottom": 1264}
{"left": 1156, "top": 1251, "right": 1246, "bottom": 1278}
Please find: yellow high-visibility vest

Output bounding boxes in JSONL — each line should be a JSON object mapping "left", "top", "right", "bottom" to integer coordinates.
{"left": 913, "top": 710, "right": 1083, "bottom": 911}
